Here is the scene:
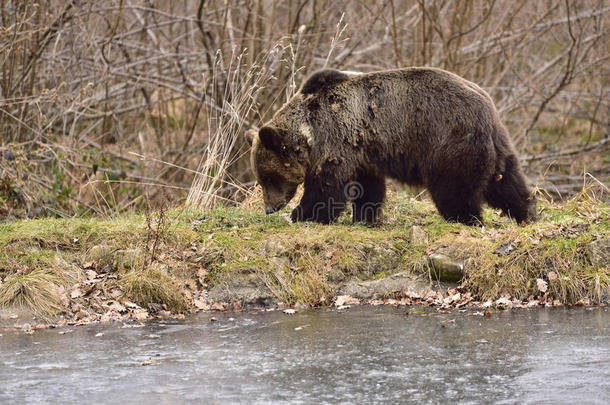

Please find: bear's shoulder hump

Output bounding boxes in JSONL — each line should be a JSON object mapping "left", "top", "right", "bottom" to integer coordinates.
{"left": 300, "top": 69, "right": 350, "bottom": 95}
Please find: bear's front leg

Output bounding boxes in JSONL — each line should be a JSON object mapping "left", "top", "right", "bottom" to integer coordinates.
{"left": 350, "top": 174, "right": 386, "bottom": 225}
{"left": 291, "top": 181, "right": 346, "bottom": 224}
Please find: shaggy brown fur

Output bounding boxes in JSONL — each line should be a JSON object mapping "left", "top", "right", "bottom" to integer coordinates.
{"left": 247, "top": 68, "right": 536, "bottom": 225}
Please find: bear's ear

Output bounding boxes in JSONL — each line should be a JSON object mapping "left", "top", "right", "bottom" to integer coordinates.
{"left": 245, "top": 129, "right": 257, "bottom": 146}
{"left": 258, "top": 126, "right": 284, "bottom": 153}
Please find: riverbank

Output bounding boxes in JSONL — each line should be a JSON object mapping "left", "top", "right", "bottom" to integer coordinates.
{"left": 1, "top": 190, "right": 608, "bottom": 328}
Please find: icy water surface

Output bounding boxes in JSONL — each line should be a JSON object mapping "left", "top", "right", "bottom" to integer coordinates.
{"left": 1, "top": 306, "right": 608, "bottom": 404}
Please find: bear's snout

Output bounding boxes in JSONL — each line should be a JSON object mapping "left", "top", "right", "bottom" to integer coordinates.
{"left": 265, "top": 207, "right": 276, "bottom": 215}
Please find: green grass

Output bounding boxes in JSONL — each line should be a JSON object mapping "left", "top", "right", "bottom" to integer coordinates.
{"left": 0, "top": 191, "right": 608, "bottom": 317}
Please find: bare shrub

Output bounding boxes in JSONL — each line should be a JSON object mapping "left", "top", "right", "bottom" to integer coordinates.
{"left": 0, "top": 0, "right": 607, "bottom": 218}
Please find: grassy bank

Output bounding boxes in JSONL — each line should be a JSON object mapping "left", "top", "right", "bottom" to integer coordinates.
{"left": 0, "top": 190, "right": 608, "bottom": 324}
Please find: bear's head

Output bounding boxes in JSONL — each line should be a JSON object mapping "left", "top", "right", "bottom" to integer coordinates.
{"left": 247, "top": 126, "right": 310, "bottom": 214}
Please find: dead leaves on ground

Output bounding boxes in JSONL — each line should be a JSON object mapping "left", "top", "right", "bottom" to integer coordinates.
{"left": 328, "top": 285, "right": 579, "bottom": 314}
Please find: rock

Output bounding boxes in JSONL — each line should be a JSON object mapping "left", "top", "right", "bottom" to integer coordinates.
{"left": 429, "top": 251, "right": 464, "bottom": 282}
{"left": 207, "top": 271, "right": 275, "bottom": 307}
{"left": 589, "top": 238, "right": 610, "bottom": 267}
{"left": 326, "top": 267, "right": 347, "bottom": 283}
{"left": 354, "top": 242, "right": 402, "bottom": 279}
{"left": 337, "top": 271, "right": 429, "bottom": 299}
{"left": 410, "top": 226, "right": 428, "bottom": 245}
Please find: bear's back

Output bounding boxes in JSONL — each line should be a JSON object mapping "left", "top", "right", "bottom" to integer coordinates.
{"left": 301, "top": 70, "right": 350, "bottom": 95}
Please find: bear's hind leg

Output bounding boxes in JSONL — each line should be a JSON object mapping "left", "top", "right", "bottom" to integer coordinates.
{"left": 351, "top": 174, "right": 386, "bottom": 225}
{"left": 428, "top": 179, "right": 484, "bottom": 226}
{"left": 484, "top": 155, "right": 536, "bottom": 223}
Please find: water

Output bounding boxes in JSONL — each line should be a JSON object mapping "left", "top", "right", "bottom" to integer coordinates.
{"left": 1, "top": 306, "right": 608, "bottom": 404}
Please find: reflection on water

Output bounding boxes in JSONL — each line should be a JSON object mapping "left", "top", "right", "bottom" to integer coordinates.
{"left": 1, "top": 307, "right": 608, "bottom": 404}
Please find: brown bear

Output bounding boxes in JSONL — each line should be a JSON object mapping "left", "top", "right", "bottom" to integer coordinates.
{"left": 247, "top": 68, "right": 536, "bottom": 226}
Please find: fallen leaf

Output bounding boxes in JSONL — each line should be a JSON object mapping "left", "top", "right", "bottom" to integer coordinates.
{"left": 210, "top": 302, "right": 227, "bottom": 311}
{"left": 197, "top": 267, "right": 208, "bottom": 283}
{"left": 109, "top": 288, "right": 122, "bottom": 299}
{"left": 132, "top": 310, "right": 149, "bottom": 321}
{"left": 335, "top": 295, "right": 360, "bottom": 307}
{"left": 194, "top": 298, "right": 209, "bottom": 311}
{"left": 495, "top": 297, "right": 512, "bottom": 309}
{"left": 107, "top": 301, "right": 127, "bottom": 313}
{"left": 536, "top": 278, "right": 548, "bottom": 293}
{"left": 526, "top": 300, "right": 540, "bottom": 308}
{"left": 547, "top": 271, "right": 558, "bottom": 282}
{"left": 70, "top": 284, "right": 93, "bottom": 299}
{"left": 123, "top": 301, "right": 140, "bottom": 309}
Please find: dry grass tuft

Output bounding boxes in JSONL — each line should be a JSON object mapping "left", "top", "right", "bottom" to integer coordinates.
{"left": 0, "top": 269, "right": 67, "bottom": 318}
{"left": 186, "top": 49, "right": 278, "bottom": 211}
{"left": 120, "top": 266, "right": 187, "bottom": 312}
